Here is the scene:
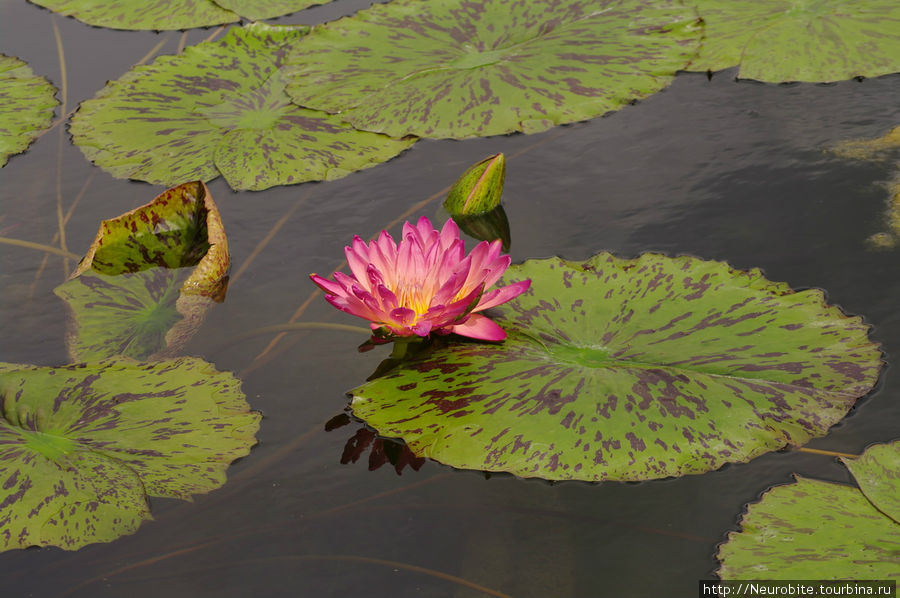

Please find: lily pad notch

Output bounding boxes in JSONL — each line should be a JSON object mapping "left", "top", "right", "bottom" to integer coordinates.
{"left": 70, "top": 23, "right": 415, "bottom": 191}
{"left": 0, "top": 54, "right": 58, "bottom": 167}
{"left": 0, "top": 358, "right": 261, "bottom": 551}
{"left": 350, "top": 252, "right": 882, "bottom": 482}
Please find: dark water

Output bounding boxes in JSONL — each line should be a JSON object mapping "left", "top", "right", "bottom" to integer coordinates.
{"left": 2, "top": 2, "right": 899, "bottom": 597}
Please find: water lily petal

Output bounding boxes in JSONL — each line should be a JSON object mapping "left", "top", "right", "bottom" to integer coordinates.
{"left": 474, "top": 279, "right": 531, "bottom": 311}
{"left": 450, "top": 313, "right": 506, "bottom": 341}
{"left": 439, "top": 218, "right": 460, "bottom": 250}
{"left": 346, "top": 241, "right": 371, "bottom": 289}
{"left": 310, "top": 273, "right": 350, "bottom": 297}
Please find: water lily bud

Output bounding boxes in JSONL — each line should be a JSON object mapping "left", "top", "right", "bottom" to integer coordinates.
{"left": 443, "top": 153, "right": 506, "bottom": 216}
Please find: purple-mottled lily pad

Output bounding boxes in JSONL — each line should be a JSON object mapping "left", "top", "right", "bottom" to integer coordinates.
{"left": 350, "top": 253, "right": 881, "bottom": 482}
{"left": 54, "top": 181, "right": 228, "bottom": 361}
{"left": 717, "top": 476, "right": 900, "bottom": 579}
{"left": 689, "top": 0, "right": 900, "bottom": 82}
{"left": 842, "top": 441, "right": 900, "bottom": 525}
{"left": 0, "top": 54, "right": 58, "bottom": 167}
{"left": 0, "top": 357, "right": 260, "bottom": 551}
{"left": 282, "top": 0, "right": 701, "bottom": 139}
{"left": 28, "top": 0, "right": 334, "bottom": 30}
{"left": 70, "top": 23, "right": 413, "bottom": 190}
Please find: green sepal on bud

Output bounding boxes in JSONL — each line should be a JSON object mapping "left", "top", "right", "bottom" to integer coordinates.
{"left": 443, "top": 153, "right": 506, "bottom": 216}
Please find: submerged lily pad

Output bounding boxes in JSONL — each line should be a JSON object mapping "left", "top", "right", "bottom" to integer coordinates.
{"left": 282, "top": 0, "right": 701, "bottom": 139}
{"left": 29, "top": 0, "right": 333, "bottom": 30}
{"left": 842, "top": 441, "right": 900, "bottom": 524}
{"left": 54, "top": 181, "right": 228, "bottom": 361}
{"left": 70, "top": 23, "right": 413, "bottom": 190}
{"left": 0, "top": 358, "right": 260, "bottom": 551}
{"left": 689, "top": 0, "right": 900, "bottom": 82}
{"left": 0, "top": 54, "right": 58, "bottom": 167}
{"left": 717, "top": 476, "right": 900, "bottom": 579}
{"left": 350, "top": 253, "right": 881, "bottom": 481}
{"left": 830, "top": 127, "right": 900, "bottom": 248}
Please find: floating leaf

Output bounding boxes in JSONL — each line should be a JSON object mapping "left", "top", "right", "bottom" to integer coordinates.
{"left": 70, "top": 23, "right": 413, "bottom": 190}
{"left": 0, "top": 358, "right": 260, "bottom": 551}
{"left": 350, "top": 253, "right": 881, "bottom": 481}
{"left": 214, "top": 0, "right": 332, "bottom": 21}
{"left": 282, "top": 0, "right": 701, "bottom": 139}
{"left": 54, "top": 181, "right": 228, "bottom": 361}
{"left": 0, "top": 54, "right": 58, "bottom": 167}
{"left": 29, "top": 0, "right": 333, "bottom": 30}
{"left": 690, "top": 0, "right": 900, "bottom": 82}
{"left": 717, "top": 476, "right": 900, "bottom": 579}
{"left": 842, "top": 441, "right": 900, "bottom": 525}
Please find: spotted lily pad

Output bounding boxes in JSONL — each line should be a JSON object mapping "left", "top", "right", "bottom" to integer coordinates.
{"left": 70, "top": 23, "right": 413, "bottom": 190}
{"left": 350, "top": 253, "right": 881, "bottom": 481}
{"left": 842, "top": 441, "right": 900, "bottom": 524}
{"left": 717, "top": 476, "right": 900, "bottom": 579}
{"left": 29, "top": 0, "right": 334, "bottom": 30}
{"left": 282, "top": 0, "right": 701, "bottom": 139}
{"left": 0, "top": 54, "right": 58, "bottom": 167}
{"left": 689, "top": 0, "right": 900, "bottom": 82}
{"left": 54, "top": 181, "right": 228, "bottom": 361}
{"left": 0, "top": 358, "right": 260, "bottom": 551}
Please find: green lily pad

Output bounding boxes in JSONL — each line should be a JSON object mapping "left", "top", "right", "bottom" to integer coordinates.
{"left": 690, "top": 0, "right": 900, "bottom": 82}
{"left": 717, "top": 476, "right": 900, "bottom": 579}
{"left": 54, "top": 181, "right": 229, "bottom": 361}
{"left": 350, "top": 253, "right": 881, "bottom": 482}
{"left": 28, "top": 0, "right": 333, "bottom": 30}
{"left": 842, "top": 441, "right": 900, "bottom": 525}
{"left": 70, "top": 23, "right": 413, "bottom": 190}
{"left": 213, "top": 0, "right": 332, "bottom": 21}
{"left": 282, "top": 0, "right": 702, "bottom": 139}
{"left": 0, "top": 54, "right": 58, "bottom": 167}
{"left": 0, "top": 358, "right": 260, "bottom": 551}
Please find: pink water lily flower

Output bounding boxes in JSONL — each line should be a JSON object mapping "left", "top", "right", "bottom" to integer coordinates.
{"left": 310, "top": 217, "right": 530, "bottom": 342}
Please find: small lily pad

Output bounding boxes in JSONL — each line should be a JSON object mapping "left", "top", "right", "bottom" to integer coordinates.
{"left": 350, "top": 253, "right": 881, "bottom": 482}
{"left": 842, "top": 441, "right": 900, "bottom": 524}
{"left": 54, "top": 181, "right": 228, "bottom": 361}
{"left": 29, "top": 0, "right": 334, "bottom": 30}
{"left": 0, "top": 358, "right": 260, "bottom": 551}
{"left": 70, "top": 23, "right": 413, "bottom": 190}
{"left": 690, "top": 0, "right": 900, "bottom": 82}
{"left": 717, "top": 476, "right": 900, "bottom": 579}
{"left": 282, "top": 0, "right": 702, "bottom": 139}
{"left": 0, "top": 54, "right": 58, "bottom": 167}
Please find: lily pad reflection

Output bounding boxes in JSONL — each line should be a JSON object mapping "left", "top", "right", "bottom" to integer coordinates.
{"left": 55, "top": 181, "right": 228, "bottom": 361}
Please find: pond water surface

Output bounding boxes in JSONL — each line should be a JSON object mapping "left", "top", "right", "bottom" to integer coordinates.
{"left": 1, "top": 2, "right": 899, "bottom": 597}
